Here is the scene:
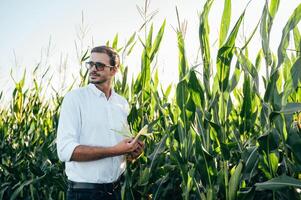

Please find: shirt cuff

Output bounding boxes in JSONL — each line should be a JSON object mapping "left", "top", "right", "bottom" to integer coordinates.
{"left": 58, "top": 142, "right": 80, "bottom": 162}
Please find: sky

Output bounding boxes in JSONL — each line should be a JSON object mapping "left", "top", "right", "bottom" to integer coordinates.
{"left": 0, "top": 0, "right": 300, "bottom": 101}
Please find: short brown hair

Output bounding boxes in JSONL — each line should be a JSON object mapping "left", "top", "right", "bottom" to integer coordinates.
{"left": 91, "top": 46, "right": 120, "bottom": 68}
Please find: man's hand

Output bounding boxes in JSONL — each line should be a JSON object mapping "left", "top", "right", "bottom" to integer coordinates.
{"left": 113, "top": 138, "right": 140, "bottom": 155}
{"left": 127, "top": 140, "right": 145, "bottom": 161}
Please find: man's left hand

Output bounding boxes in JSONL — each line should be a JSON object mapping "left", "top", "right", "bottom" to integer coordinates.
{"left": 127, "top": 140, "right": 144, "bottom": 160}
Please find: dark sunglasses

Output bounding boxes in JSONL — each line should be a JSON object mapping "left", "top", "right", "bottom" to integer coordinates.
{"left": 85, "top": 61, "right": 113, "bottom": 71}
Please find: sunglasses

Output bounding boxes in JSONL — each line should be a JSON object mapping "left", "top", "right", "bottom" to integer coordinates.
{"left": 85, "top": 61, "right": 113, "bottom": 71}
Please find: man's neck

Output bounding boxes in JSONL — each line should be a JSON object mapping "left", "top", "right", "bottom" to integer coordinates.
{"left": 94, "top": 82, "right": 112, "bottom": 99}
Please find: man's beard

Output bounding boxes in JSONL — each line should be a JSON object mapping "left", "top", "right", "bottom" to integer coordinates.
{"left": 88, "top": 79, "right": 107, "bottom": 84}
{"left": 88, "top": 76, "right": 107, "bottom": 84}
{"left": 88, "top": 73, "right": 107, "bottom": 84}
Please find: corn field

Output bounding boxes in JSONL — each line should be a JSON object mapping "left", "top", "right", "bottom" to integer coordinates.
{"left": 1, "top": 0, "right": 301, "bottom": 199}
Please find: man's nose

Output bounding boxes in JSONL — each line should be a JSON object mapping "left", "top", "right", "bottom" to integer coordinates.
{"left": 90, "top": 64, "right": 97, "bottom": 71}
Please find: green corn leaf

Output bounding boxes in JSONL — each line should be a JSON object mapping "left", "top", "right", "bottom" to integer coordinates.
{"left": 140, "top": 51, "right": 151, "bottom": 93}
{"left": 112, "top": 33, "right": 118, "bottom": 49}
{"left": 183, "top": 168, "right": 194, "bottom": 200}
{"left": 258, "top": 129, "right": 280, "bottom": 152}
{"left": 138, "top": 35, "right": 146, "bottom": 49}
{"left": 80, "top": 49, "right": 89, "bottom": 62}
{"left": 153, "top": 174, "right": 169, "bottom": 200}
{"left": 0, "top": 184, "right": 10, "bottom": 200}
{"left": 263, "top": 70, "right": 279, "bottom": 103}
{"left": 125, "top": 32, "right": 136, "bottom": 50}
{"left": 177, "top": 31, "right": 188, "bottom": 80}
{"left": 18, "top": 70, "right": 26, "bottom": 92}
{"left": 138, "top": 168, "right": 150, "bottom": 186}
{"left": 164, "top": 84, "right": 173, "bottom": 100}
{"left": 121, "top": 66, "right": 128, "bottom": 94}
{"left": 269, "top": 152, "right": 279, "bottom": 175}
{"left": 241, "top": 18, "right": 260, "bottom": 51}
{"left": 255, "top": 50, "right": 263, "bottom": 71}
{"left": 242, "top": 147, "right": 258, "bottom": 178}
{"left": 271, "top": 103, "right": 301, "bottom": 114}
{"left": 293, "top": 27, "right": 300, "bottom": 53}
{"left": 127, "top": 41, "right": 136, "bottom": 56}
{"left": 217, "top": 10, "right": 245, "bottom": 92}
{"left": 269, "top": 0, "right": 280, "bottom": 19}
{"left": 176, "top": 80, "right": 189, "bottom": 111}
{"left": 260, "top": 0, "right": 269, "bottom": 58}
{"left": 228, "top": 61, "right": 241, "bottom": 92}
{"left": 229, "top": 162, "right": 243, "bottom": 200}
{"left": 146, "top": 24, "right": 153, "bottom": 52}
{"left": 188, "top": 70, "right": 205, "bottom": 108}
{"left": 237, "top": 187, "right": 255, "bottom": 200}
{"left": 150, "top": 20, "right": 166, "bottom": 61}
{"left": 218, "top": 91, "right": 229, "bottom": 124}
{"left": 260, "top": 0, "right": 279, "bottom": 68}
{"left": 287, "top": 126, "right": 301, "bottom": 164}
{"left": 153, "top": 68, "right": 159, "bottom": 90}
{"left": 240, "top": 75, "right": 252, "bottom": 123}
{"left": 276, "top": 3, "right": 301, "bottom": 74}
{"left": 220, "top": 142, "right": 230, "bottom": 160}
{"left": 10, "top": 174, "right": 46, "bottom": 200}
{"left": 255, "top": 175, "right": 301, "bottom": 190}
{"left": 219, "top": 0, "right": 231, "bottom": 47}
{"left": 148, "top": 134, "right": 168, "bottom": 166}
{"left": 199, "top": 0, "right": 214, "bottom": 96}
{"left": 291, "top": 56, "right": 301, "bottom": 90}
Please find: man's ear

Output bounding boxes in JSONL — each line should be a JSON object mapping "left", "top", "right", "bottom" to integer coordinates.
{"left": 110, "top": 66, "right": 118, "bottom": 75}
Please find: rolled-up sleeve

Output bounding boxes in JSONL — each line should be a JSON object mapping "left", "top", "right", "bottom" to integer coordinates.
{"left": 56, "top": 92, "right": 81, "bottom": 162}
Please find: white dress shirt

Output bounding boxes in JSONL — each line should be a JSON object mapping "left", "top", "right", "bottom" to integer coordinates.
{"left": 56, "top": 83, "right": 129, "bottom": 183}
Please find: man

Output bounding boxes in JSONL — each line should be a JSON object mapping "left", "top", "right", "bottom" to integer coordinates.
{"left": 56, "top": 46, "right": 144, "bottom": 200}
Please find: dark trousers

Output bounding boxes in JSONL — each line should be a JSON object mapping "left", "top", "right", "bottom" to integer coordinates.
{"left": 67, "top": 181, "right": 121, "bottom": 200}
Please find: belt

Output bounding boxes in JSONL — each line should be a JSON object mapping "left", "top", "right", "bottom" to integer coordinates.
{"left": 68, "top": 179, "right": 121, "bottom": 191}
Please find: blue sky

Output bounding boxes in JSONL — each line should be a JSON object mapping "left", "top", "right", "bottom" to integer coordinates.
{"left": 0, "top": 0, "right": 300, "bottom": 99}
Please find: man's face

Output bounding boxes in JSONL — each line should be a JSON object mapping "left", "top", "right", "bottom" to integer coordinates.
{"left": 88, "top": 52, "right": 116, "bottom": 84}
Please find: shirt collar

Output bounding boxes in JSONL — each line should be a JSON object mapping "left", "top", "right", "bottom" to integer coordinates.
{"left": 87, "top": 83, "right": 115, "bottom": 98}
